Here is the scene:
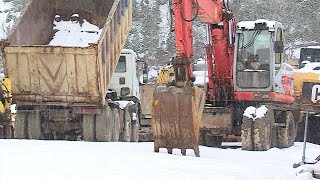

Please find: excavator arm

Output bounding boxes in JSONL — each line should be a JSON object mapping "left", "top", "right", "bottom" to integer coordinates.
{"left": 152, "top": 0, "right": 234, "bottom": 156}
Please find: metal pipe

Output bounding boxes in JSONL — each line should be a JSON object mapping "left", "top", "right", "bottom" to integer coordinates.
{"left": 302, "top": 111, "right": 309, "bottom": 164}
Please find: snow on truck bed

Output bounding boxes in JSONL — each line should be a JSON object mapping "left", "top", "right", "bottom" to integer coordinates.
{"left": 0, "top": 140, "right": 319, "bottom": 180}
{"left": 49, "top": 14, "right": 102, "bottom": 47}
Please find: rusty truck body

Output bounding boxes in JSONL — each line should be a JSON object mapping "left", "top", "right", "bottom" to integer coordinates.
{"left": 0, "top": 0, "right": 139, "bottom": 142}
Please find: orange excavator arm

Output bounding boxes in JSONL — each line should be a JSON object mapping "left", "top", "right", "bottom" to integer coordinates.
{"left": 152, "top": 0, "right": 234, "bottom": 157}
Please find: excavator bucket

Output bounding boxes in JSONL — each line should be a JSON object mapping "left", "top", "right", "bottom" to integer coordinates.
{"left": 151, "top": 85, "right": 205, "bottom": 157}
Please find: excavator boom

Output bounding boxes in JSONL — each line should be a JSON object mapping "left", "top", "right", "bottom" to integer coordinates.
{"left": 152, "top": 0, "right": 231, "bottom": 156}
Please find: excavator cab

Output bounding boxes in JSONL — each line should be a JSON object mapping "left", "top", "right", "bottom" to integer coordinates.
{"left": 233, "top": 20, "right": 291, "bottom": 101}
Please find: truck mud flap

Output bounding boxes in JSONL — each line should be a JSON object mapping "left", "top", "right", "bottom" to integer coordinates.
{"left": 151, "top": 86, "right": 205, "bottom": 157}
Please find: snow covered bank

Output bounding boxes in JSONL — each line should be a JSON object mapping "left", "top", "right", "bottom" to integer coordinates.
{"left": 0, "top": 140, "right": 319, "bottom": 179}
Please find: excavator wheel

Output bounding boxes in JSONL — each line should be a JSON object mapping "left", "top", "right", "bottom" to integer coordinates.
{"left": 276, "top": 111, "right": 295, "bottom": 148}
{"left": 252, "top": 114, "right": 272, "bottom": 151}
{"left": 241, "top": 116, "right": 254, "bottom": 150}
{"left": 152, "top": 85, "right": 205, "bottom": 157}
{"left": 241, "top": 106, "right": 273, "bottom": 151}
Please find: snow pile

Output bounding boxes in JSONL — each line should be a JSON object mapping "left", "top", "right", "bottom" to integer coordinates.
{"left": 294, "top": 62, "right": 320, "bottom": 74}
{"left": 115, "top": 100, "right": 135, "bottom": 109}
{"left": 237, "top": 19, "right": 280, "bottom": 30}
{"left": 0, "top": 140, "right": 319, "bottom": 179}
{"left": 243, "top": 105, "right": 268, "bottom": 121}
{"left": 49, "top": 14, "right": 102, "bottom": 47}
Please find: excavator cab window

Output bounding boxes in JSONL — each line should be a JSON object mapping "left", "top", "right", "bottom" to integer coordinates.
{"left": 236, "top": 29, "right": 271, "bottom": 89}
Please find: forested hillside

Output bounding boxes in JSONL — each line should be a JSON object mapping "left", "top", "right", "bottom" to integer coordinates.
{"left": 0, "top": 0, "right": 319, "bottom": 64}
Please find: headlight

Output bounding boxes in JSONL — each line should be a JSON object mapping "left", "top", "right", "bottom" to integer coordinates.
{"left": 121, "top": 87, "right": 130, "bottom": 96}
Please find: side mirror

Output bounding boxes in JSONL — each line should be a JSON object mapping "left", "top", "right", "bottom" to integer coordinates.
{"left": 274, "top": 41, "right": 284, "bottom": 53}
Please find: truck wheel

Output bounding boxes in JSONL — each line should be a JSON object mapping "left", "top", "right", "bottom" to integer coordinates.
{"left": 277, "top": 111, "right": 295, "bottom": 148}
{"left": 4, "top": 125, "right": 14, "bottom": 139}
{"left": 120, "top": 107, "right": 131, "bottom": 142}
{"left": 96, "top": 106, "right": 112, "bottom": 142}
{"left": 131, "top": 117, "right": 139, "bottom": 142}
{"left": 83, "top": 114, "right": 95, "bottom": 141}
{"left": 111, "top": 108, "right": 120, "bottom": 142}
{"left": 241, "top": 116, "right": 254, "bottom": 150}
{"left": 15, "top": 111, "right": 28, "bottom": 139}
{"left": 204, "top": 135, "right": 223, "bottom": 148}
{"left": 28, "top": 109, "right": 43, "bottom": 140}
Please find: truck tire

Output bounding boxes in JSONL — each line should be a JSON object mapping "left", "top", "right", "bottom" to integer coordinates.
{"left": 131, "top": 118, "right": 139, "bottom": 142}
{"left": 83, "top": 114, "right": 95, "bottom": 141}
{"left": 28, "top": 109, "right": 43, "bottom": 140}
{"left": 198, "top": 130, "right": 206, "bottom": 146}
{"left": 111, "top": 108, "right": 120, "bottom": 142}
{"left": 15, "top": 111, "right": 28, "bottom": 139}
{"left": 120, "top": 107, "right": 131, "bottom": 142}
{"left": 96, "top": 106, "right": 112, "bottom": 142}
{"left": 277, "top": 111, "right": 295, "bottom": 148}
{"left": 4, "top": 125, "right": 14, "bottom": 139}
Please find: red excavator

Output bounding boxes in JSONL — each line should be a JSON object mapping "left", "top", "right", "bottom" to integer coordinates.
{"left": 152, "top": 0, "right": 299, "bottom": 156}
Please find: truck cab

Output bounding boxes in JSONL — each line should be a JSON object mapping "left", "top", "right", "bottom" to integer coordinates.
{"left": 109, "top": 49, "right": 140, "bottom": 102}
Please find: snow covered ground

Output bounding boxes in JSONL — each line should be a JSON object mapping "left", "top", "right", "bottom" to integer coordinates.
{"left": 0, "top": 140, "right": 319, "bottom": 180}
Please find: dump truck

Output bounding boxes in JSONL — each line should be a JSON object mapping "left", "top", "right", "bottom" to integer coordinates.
{"left": 0, "top": 0, "right": 140, "bottom": 142}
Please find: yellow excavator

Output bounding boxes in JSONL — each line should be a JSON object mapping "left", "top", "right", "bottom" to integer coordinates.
{"left": 0, "top": 77, "right": 13, "bottom": 139}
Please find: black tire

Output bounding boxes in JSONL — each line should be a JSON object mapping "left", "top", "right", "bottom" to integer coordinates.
{"left": 111, "top": 108, "right": 120, "bottom": 142}
{"left": 241, "top": 116, "right": 254, "bottom": 150}
{"left": 96, "top": 106, "right": 112, "bottom": 142}
{"left": 241, "top": 106, "right": 273, "bottom": 151}
{"left": 130, "top": 117, "right": 139, "bottom": 142}
{"left": 83, "top": 114, "right": 95, "bottom": 141}
{"left": 120, "top": 107, "right": 131, "bottom": 142}
{"left": 253, "top": 112, "right": 272, "bottom": 151}
{"left": 204, "top": 135, "right": 223, "bottom": 148}
{"left": 15, "top": 111, "right": 28, "bottom": 139}
{"left": 28, "top": 109, "right": 43, "bottom": 140}
{"left": 277, "top": 111, "right": 295, "bottom": 148}
{"left": 198, "top": 130, "right": 206, "bottom": 146}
